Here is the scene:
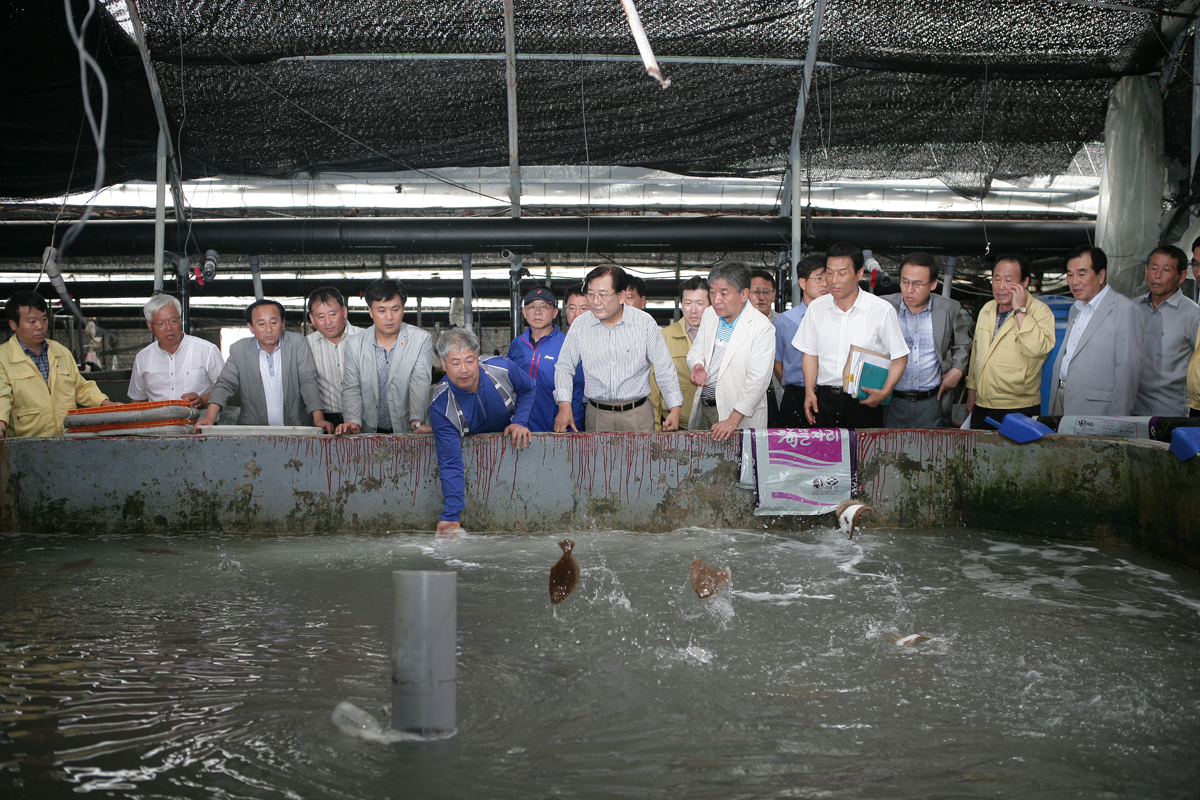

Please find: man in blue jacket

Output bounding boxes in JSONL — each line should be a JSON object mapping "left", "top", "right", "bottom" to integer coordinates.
{"left": 506, "top": 287, "right": 583, "bottom": 432}
{"left": 430, "top": 328, "right": 535, "bottom": 535}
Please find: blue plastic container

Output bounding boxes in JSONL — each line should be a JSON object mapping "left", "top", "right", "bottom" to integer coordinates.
{"left": 1169, "top": 427, "right": 1200, "bottom": 461}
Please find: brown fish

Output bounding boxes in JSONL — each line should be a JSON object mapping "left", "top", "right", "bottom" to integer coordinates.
{"left": 690, "top": 558, "right": 731, "bottom": 599}
{"left": 137, "top": 548, "right": 179, "bottom": 555}
{"left": 835, "top": 498, "right": 875, "bottom": 539}
{"left": 56, "top": 558, "right": 95, "bottom": 571}
{"left": 549, "top": 539, "right": 580, "bottom": 604}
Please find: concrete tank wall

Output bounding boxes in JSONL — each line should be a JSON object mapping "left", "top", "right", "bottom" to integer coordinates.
{"left": 1, "top": 431, "right": 1196, "bottom": 570}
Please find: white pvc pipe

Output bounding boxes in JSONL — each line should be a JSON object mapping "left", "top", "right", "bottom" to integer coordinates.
{"left": 391, "top": 570, "right": 456, "bottom": 736}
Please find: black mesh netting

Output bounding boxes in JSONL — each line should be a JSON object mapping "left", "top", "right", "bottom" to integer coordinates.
{"left": 0, "top": 0, "right": 1188, "bottom": 201}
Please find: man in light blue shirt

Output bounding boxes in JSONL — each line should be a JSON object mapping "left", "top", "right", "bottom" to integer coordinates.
{"left": 883, "top": 252, "right": 971, "bottom": 428}
{"left": 772, "top": 256, "right": 827, "bottom": 427}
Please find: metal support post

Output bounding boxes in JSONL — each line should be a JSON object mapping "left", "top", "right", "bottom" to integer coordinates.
{"left": 391, "top": 571, "right": 456, "bottom": 736}
{"left": 462, "top": 253, "right": 474, "bottom": 332}
{"left": 503, "top": 0, "right": 522, "bottom": 219}
{"left": 153, "top": 129, "right": 166, "bottom": 293}
{"left": 508, "top": 253, "right": 529, "bottom": 341}
{"left": 774, "top": 250, "right": 789, "bottom": 311}
{"left": 248, "top": 255, "right": 264, "bottom": 300}
{"left": 177, "top": 257, "right": 190, "bottom": 333}
{"left": 126, "top": 0, "right": 188, "bottom": 254}
{"left": 788, "top": 0, "right": 826, "bottom": 308}
{"left": 943, "top": 256, "right": 956, "bottom": 297}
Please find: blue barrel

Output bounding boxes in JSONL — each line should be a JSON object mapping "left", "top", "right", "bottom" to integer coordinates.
{"left": 1038, "top": 295, "right": 1074, "bottom": 414}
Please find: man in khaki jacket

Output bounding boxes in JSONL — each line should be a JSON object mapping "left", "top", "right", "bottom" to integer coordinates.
{"left": 650, "top": 276, "right": 709, "bottom": 430}
{"left": 0, "top": 292, "right": 114, "bottom": 438}
{"left": 965, "top": 253, "right": 1056, "bottom": 429}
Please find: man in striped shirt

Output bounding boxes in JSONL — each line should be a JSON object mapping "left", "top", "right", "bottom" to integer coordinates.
{"left": 306, "top": 286, "right": 362, "bottom": 429}
{"left": 553, "top": 265, "right": 683, "bottom": 433}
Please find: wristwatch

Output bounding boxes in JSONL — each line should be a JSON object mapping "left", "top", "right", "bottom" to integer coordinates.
{"left": 1017, "top": 305, "right": 1027, "bottom": 314}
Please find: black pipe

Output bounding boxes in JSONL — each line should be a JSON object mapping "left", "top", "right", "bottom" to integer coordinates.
{"left": 0, "top": 216, "right": 1096, "bottom": 258}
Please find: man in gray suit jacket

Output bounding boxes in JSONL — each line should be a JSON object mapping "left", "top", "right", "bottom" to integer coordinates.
{"left": 1049, "top": 245, "right": 1143, "bottom": 416}
{"left": 884, "top": 252, "right": 971, "bottom": 427}
{"left": 335, "top": 279, "right": 433, "bottom": 434}
{"left": 197, "top": 299, "right": 329, "bottom": 431}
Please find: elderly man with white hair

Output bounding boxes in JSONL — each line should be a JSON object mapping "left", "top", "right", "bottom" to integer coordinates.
{"left": 428, "top": 328, "right": 536, "bottom": 535}
{"left": 127, "top": 294, "right": 224, "bottom": 407}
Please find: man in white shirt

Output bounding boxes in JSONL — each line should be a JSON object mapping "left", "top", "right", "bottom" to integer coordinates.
{"left": 794, "top": 242, "right": 910, "bottom": 428}
{"left": 196, "top": 300, "right": 329, "bottom": 432}
{"left": 306, "top": 286, "right": 362, "bottom": 429}
{"left": 127, "top": 295, "right": 224, "bottom": 407}
{"left": 1049, "top": 246, "right": 1143, "bottom": 416}
{"left": 686, "top": 262, "right": 776, "bottom": 441}
{"left": 553, "top": 266, "right": 683, "bottom": 433}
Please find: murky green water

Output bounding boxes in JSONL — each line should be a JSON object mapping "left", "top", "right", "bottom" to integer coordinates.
{"left": 2, "top": 527, "right": 1198, "bottom": 799}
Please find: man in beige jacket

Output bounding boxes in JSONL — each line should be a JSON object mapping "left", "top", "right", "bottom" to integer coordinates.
{"left": 965, "top": 253, "right": 1056, "bottom": 429}
{"left": 0, "top": 292, "right": 115, "bottom": 438}
{"left": 650, "top": 276, "right": 709, "bottom": 430}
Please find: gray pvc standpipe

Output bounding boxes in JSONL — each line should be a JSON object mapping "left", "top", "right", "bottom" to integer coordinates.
{"left": 391, "top": 570, "right": 457, "bottom": 735}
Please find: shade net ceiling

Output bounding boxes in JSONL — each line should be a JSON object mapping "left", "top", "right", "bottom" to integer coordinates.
{"left": 1, "top": 0, "right": 1194, "bottom": 203}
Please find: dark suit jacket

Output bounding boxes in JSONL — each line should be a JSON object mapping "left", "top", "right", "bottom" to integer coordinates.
{"left": 209, "top": 331, "right": 323, "bottom": 426}
{"left": 885, "top": 292, "right": 971, "bottom": 416}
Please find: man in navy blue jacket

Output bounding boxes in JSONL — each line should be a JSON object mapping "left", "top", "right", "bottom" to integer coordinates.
{"left": 506, "top": 287, "right": 583, "bottom": 432}
{"left": 430, "top": 328, "right": 535, "bottom": 535}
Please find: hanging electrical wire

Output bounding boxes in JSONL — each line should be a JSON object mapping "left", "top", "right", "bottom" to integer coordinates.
{"left": 56, "top": 0, "right": 109, "bottom": 259}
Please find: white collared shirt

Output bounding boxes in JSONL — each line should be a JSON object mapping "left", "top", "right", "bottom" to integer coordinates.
{"left": 306, "top": 323, "right": 362, "bottom": 413}
{"left": 792, "top": 290, "right": 909, "bottom": 387}
{"left": 258, "top": 341, "right": 285, "bottom": 426}
{"left": 127, "top": 334, "right": 225, "bottom": 402}
{"left": 1058, "top": 284, "right": 1110, "bottom": 380}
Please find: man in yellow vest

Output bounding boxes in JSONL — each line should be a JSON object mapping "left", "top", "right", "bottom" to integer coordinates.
{"left": 0, "top": 292, "right": 115, "bottom": 438}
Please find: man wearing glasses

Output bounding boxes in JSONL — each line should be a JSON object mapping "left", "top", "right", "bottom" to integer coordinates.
{"left": 882, "top": 252, "right": 971, "bottom": 428}
{"left": 553, "top": 265, "right": 683, "bottom": 433}
{"left": 749, "top": 268, "right": 784, "bottom": 426}
{"left": 128, "top": 294, "right": 224, "bottom": 407}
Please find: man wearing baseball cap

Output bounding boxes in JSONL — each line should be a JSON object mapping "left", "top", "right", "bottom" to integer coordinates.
{"left": 507, "top": 286, "right": 582, "bottom": 432}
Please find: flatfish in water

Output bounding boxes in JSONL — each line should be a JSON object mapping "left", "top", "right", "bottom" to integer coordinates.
{"left": 892, "top": 634, "right": 930, "bottom": 647}
{"left": 690, "top": 558, "right": 730, "bottom": 598}
{"left": 549, "top": 539, "right": 579, "bottom": 604}
{"left": 56, "top": 558, "right": 95, "bottom": 571}
{"left": 835, "top": 498, "right": 875, "bottom": 538}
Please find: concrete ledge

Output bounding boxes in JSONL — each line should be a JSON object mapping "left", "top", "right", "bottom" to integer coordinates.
{"left": 1, "top": 430, "right": 1197, "bottom": 569}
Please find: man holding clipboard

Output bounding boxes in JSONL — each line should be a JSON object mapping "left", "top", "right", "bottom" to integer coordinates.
{"left": 793, "top": 242, "right": 910, "bottom": 428}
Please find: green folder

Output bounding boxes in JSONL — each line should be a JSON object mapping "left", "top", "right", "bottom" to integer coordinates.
{"left": 854, "top": 361, "right": 892, "bottom": 406}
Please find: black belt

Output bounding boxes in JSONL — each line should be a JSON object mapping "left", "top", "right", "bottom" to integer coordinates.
{"left": 816, "top": 385, "right": 844, "bottom": 395}
{"left": 893, "top": 389, "right": 936, "bottom": 402}
{"left": 589, "top": 397, "right": 648, "bottom": 413}
{"left": 375, "top": 427, "right": 394, "bottom": 434}
{"left": 700, "top": 395, "right": 717, "bottom": 407}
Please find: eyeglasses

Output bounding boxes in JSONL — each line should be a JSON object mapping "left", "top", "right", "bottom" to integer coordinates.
{"left": 586, "top": 291, "right": 615, "bottom": 301}
{"left": 749, "top": 289, "right": 775, "bottom": 296}
{"left": 899, "top": 278, "right": 931, "bottom": 289}
{"left": 152, "top": 318, "right": 182, "bottom": 330}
